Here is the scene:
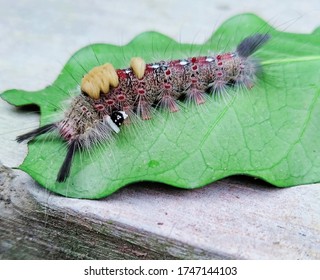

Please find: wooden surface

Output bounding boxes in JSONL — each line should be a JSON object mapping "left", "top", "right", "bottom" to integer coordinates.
{"left": 1, "top": 163, "right": 320, "bottom": 259}
{"left": 1, "top": 0, "right": 320, "bottom": 260}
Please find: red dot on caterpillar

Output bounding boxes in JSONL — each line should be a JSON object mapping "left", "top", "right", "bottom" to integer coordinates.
{"left": 137, "top": 88, "right": 146, "bottom": 95}
{"left": 116, "top": 94, "right": 126, "bottom": 101}
{"left": 191, "top": 77, "right": 198, "bottom": 84}
{"left": 164, "top": 83, "right": 172, "bottom": 89}
{"left": 16, "top": 34, "right": 270, "bottom": 182}
{"left": 105, "top": 99, "right": 115, "bottom": 106}
{"left": 94, "top": 104, "right": 105, "bottom": 111}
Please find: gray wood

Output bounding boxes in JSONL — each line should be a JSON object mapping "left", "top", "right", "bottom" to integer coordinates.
{"left": 1, "top": 163, "right": 319, "bottom": 259}
{"left": 0, "top": 164, "right": 226, "bottom": 259}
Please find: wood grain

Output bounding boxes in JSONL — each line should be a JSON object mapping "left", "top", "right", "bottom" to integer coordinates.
{"left": 1, "top": 163, "right": 319, "bottom": 259}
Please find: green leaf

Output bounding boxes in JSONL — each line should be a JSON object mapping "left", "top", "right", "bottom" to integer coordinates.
{"left": 2, "top": 13, "right": 320, "bottom": 198}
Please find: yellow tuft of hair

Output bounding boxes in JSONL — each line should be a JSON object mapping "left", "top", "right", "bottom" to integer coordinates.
{"left": 130, "top": 57, "right": 146, "bottom": 79}
{"left": 81, "top": 63, "right": 119, "bottom": 99}
{"left": 102, "top": 63, "right": 119, "bottom": 87}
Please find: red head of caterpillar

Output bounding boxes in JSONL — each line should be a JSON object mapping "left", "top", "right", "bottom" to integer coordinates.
{"left": 16, "top": 33, "right": 270, "bottom": 182}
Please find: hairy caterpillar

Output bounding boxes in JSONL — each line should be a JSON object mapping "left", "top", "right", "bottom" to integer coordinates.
{"left": 17, "top": 34, "right": 270, "bottom": 183}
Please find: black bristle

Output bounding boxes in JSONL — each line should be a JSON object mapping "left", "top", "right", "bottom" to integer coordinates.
{"left": 16, "top": 123, "right": 56, "bottom": 143}
{"left": 236, "top": 34, "right": 271, "bottom": 58}
{"left": 56, "top": 141, "right": 78, "bottom": 183}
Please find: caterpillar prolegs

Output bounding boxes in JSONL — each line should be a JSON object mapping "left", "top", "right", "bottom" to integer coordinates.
{"left": 17, "top": 34, "right": 270, "bottom": 182}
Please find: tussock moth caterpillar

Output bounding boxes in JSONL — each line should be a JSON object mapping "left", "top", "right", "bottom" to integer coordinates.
{"left": 16, "top": 34, "right": 270, "bottom": 182}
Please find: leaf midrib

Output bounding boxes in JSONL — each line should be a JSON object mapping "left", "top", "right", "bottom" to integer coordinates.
{"left": 262, "top": 55, "right": 320, "bottom": 65}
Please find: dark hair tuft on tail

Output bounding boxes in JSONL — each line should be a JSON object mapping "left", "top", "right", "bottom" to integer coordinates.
{"left": 236, "top": 34, "right": 271, "bottom": 58}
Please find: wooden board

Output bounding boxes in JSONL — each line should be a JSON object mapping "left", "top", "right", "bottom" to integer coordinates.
{"left": 1, "top": 164, "right": 319, "bottom": 259}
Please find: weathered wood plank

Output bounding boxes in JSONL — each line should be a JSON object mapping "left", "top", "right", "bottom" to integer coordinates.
{"left": 0, "top": 164, "right": 222, "bottom": 259}
{"left": 1, "top": 163, "right": 319, "bottom": 259}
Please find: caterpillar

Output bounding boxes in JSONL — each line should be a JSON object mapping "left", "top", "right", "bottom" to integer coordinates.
{"left": 16, "top": 33, "right": 270, "bottom": 183}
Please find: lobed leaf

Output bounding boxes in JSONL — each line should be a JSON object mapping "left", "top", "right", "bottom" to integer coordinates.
{"left": 2, "top": 14, "right": 320, "bottom": 198}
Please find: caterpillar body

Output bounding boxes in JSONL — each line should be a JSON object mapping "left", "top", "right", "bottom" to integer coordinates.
{"left": 17, "top": 34, "right": 270, "bottom": 182}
